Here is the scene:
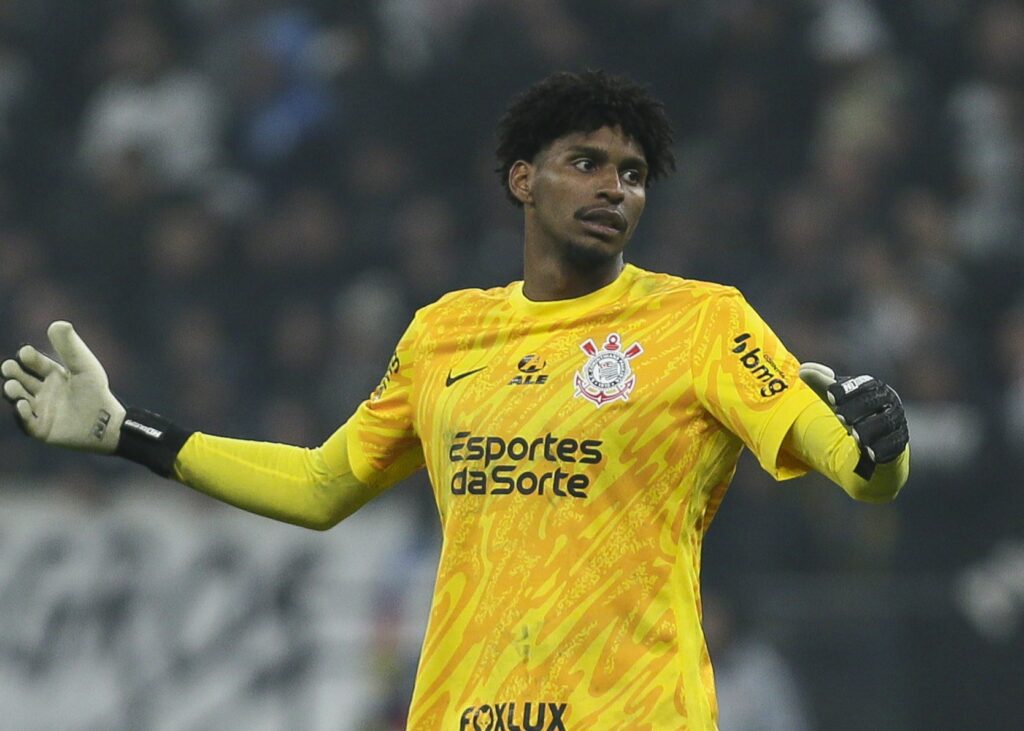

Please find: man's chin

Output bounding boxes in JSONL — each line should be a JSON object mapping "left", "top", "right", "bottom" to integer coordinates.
{"left": 561, "top": 237, "right": 622, "bottom": 271}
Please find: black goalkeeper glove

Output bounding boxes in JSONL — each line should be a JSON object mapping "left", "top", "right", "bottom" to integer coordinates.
{"left": 799, "top": 362, "right": 909, "bottom": 480}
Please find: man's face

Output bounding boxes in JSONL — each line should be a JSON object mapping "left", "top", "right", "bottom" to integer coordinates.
{"left": 518, "top": 126, "right": 648, "bottom": 267}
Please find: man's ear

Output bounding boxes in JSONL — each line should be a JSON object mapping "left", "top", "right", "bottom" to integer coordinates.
{"left": 508, "top": 160, "right": 533, "bottom": 205}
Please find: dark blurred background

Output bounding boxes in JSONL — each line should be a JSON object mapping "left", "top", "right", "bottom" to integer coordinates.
{"left": 0, "top": 0, "right": 1021, "bottom": 729}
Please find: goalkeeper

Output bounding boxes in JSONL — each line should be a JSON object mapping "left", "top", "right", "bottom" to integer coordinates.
{"left": 3, "top": 71, "right": 908, "bottom": 730}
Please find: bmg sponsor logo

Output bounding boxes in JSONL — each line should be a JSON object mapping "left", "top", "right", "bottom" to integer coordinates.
{"left": 731, "top": 333, "right": 788, "bottom": 397}
{"left": 460, "top": 701, "right": 568, "bottom": 731}
{"left": 448, "top": 432, "right": 602, "bottom": 498}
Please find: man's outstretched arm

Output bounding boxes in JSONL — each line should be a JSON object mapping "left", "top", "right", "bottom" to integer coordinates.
{"left": 172, "top": 427, "right": 382, "bottom": 530}
{"left": 2, "top": 321, "right": 381, "bottom": 530}
{"left": 783, "top": 362, "right": 910, "bottom": 502}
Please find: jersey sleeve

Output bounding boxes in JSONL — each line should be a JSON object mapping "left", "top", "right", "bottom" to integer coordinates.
{"left": 783, "top": 398, "right": 909, "bottom": 501}
{"left": 344, "top": 316, "right": 426, "bottom": 489}
{"left": 691, "top": 288, "right": 821, "bottom": 480}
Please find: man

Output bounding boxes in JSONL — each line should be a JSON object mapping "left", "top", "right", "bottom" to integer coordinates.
{"left": 2, "top": 71, "right": 908, "bottom": 729}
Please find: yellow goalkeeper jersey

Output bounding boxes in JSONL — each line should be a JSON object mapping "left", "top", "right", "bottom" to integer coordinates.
{"left": 346, "top": 263, "right": 820, "bottom": 730}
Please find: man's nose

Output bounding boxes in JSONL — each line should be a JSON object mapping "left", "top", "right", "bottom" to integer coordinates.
{"left": 597, "top": 172, "right": 625, "bottom": 203}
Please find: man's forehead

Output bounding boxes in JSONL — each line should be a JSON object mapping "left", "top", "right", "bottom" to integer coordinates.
{"left": 545, "top": 126, "right": 646, "bottom": 159}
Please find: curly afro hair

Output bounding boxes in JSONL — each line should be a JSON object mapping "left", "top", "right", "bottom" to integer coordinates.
{"left": 495, "top": 70, "right": 676, "bottom": 206}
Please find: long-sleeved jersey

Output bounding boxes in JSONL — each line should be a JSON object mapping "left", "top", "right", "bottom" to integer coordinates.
{"left": 344, "top": 264, "right": 822, "bottom": 729}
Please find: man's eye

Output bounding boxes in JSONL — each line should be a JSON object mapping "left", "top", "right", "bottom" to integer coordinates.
{"left": 573, "top": 159, "right": 594, "bottom": 172}
{"left": 623, "top": 170, "right": 644, "bottom": 186}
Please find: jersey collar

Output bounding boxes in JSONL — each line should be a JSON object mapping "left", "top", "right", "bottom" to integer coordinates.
{"left": 509, "top": 264, "right": 639, "bottom": 319}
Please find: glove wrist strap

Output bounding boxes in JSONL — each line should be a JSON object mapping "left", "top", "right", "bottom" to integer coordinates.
{"left": 115, "top": 406, "right": 193, "bottom": 477}
{"left": 853, "top": 449, "right": 876, "bottom": 480}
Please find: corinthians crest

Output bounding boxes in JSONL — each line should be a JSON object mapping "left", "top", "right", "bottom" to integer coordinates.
{"left": 573, "top": 333, "right": 644, "bottom": 407}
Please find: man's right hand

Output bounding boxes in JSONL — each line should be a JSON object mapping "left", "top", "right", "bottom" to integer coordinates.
{"left": 1, "top": 321, "right": 126, "bottom": 453}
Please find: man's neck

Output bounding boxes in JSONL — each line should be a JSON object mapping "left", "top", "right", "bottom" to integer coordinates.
{"left": 521, "top": 249, "right": 624, "bottom": 302}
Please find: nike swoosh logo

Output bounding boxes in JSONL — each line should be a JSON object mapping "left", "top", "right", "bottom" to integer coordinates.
{"left": 445, "top": 366, "right": 487, "bottom": 387}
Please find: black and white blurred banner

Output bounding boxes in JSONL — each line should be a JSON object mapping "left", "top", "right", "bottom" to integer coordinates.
{"left": 0, "top": 484, "right": 435, "bottom": 731}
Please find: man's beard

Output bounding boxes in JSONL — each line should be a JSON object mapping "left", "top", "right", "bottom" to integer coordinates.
{"left": 559, "top": 238, "right": 618, "bottom": 272}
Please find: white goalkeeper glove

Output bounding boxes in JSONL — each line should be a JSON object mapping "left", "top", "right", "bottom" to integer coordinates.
{"left": 799, "top": 362, "right": 909, "bottom": 479}
{"left": 2, "top": 321, "right": 191, "bottom": 475}
{"left": 2, "top": 321, "right": 125, "bottom": 453}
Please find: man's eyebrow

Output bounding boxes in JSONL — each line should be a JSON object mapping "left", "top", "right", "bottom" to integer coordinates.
{"left": 565, "top": 145, "right": 608, "bottom": 160}
{"left": 565, "top": 145, "right": 648, "bottom": 170}
{"left": 622, "top": 155, "right": 649, "bottom": 172}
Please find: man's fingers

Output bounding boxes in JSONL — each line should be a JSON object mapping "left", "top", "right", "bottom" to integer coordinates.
{"left": 799, "top": 362, "right": 836, "bottom": 401}
{"left": 826, "top": 375, "right": 876, "bottom": 406}
{"left": 1, "top": 358, "right": 19, "bottom": 379}
{"left": 1, "top": 359, "right": 35, "bottom": 436}
{"left": 14, "top": 398, "right": 36, "bottom": 423}
{"left": 47, "top": 321, "right": 104, "bottom": 376}
{"left": 3, "top": 379, "right": 37, "bottom": 406}
{"left": 832, "top": 383, "right": 889, "bottom": 426}
{"left": 2, "top": 358, "right": 43, "bottom": 395}
{"left": 17, "top": 344, "right": 60, "bottom": 378}
{"left": 851, "top": 406, "right": 908, "bottom": 458}
{"left": 867, "top": 428, "right": 909, "bottom": 464}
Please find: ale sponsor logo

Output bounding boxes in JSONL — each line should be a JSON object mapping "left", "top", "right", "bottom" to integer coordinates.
{"left": 731, "top": 333, "right": 788, "bottom": 397}
{"left": 509, "top": 354, "right": 548, "bottom": 386}
{"left": 573, "top": 333, "right": 643, "bottom": 407}
{"left": 459, "top": 701, "right": 568, "bottom": 731}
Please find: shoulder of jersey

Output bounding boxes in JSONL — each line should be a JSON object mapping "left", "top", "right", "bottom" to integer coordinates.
{"left": 413, "top": 283, "right": 517, "bottom": 319}
{"left": 629, "top": 267, "right": 741, "bottom": 303}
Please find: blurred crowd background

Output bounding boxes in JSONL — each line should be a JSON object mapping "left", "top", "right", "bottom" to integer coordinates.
{"left": 0, "top": 0, "right": 1022, "bottom": 728}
